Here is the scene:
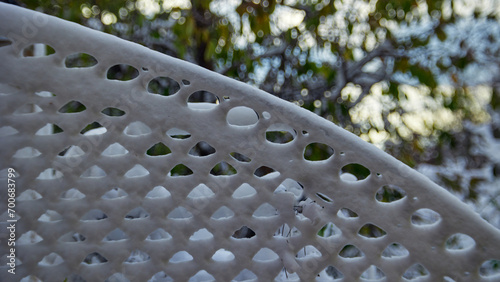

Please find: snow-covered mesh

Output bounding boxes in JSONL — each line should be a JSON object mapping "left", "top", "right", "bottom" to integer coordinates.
{"left": 1, "top": 3, "right": 499, "bottom": 281}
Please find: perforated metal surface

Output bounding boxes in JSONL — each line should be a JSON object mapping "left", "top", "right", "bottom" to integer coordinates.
{"left": 1, "top": 3, "right": 500, "bottom": 281}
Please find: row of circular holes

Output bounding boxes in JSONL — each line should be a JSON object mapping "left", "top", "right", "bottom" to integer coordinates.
{"left": 20, "top": 46, "right": 192, "bottom": 97}
{"left": 39, "top": 107, "right": 364, "bottom": 177}
{"left": 11, "top": 99, "right": 291, "bottom": 143}
{"left": 14, "top": 228, "right": 497, "bottom": 279}
{"left": 17, "top": 180, "right": 406, "bottom": 206}
{"left": 27, "top": 161, "right": 370, "bottom": 181}
{"left": 15, "top": 219, "right": 472, "bottom": 254}
{"left": 13, "top": 98, "right": 323, "bottom": 156}
{"left": 8, "top": 101, "right": 375, "bottom": 180}
{"left": 20, "top": 50, "right": 299, "bottom": 132}
{"left": 16, "top": 269, "right": 254, "bottom": 282}
{"left": 19, "top": 46, "right": 203, "bottom": 101}
{"left": 21, "top": 182, "right": 439, "bottom": 228}
{"left": 16, "top": 259, "right": 500, "bottom": 282}
{"left": 16, "top": 122, "right": 339, "bottom": 161}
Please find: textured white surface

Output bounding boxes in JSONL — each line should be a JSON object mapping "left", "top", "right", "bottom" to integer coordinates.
{"left": 0, "top": 3, "right": 500, "bottom": 281}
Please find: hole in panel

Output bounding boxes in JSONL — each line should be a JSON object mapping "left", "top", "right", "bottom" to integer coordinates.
{"left": 337, "top": 208, "right": 358, "bottom": 218}
{"left": 148, "top": 76, "right": 180, "bottom": 96}
{"left": 232, "top": 183, "right": 256, "bottom": 198}
{"left": 107, "top": 64, "right": 139, "bottom": 81}
{"left": 230, "top": 152, "right": 251, "bottom": 162}
{"left": 80, "top": 165, "right": 106, "bottom": 178}
{"left": 167, "top": 206, "right": 193, "bottom": 219}
{"left": 0, "top": 37, "right": 12, "bottom": 47}
{"left": 14, "top": 147, "right": 42, "bottom": 158}
{"left": 375, "top": 185, "right": 406, "bottom": 203}
{"left": 80, "top": 122, "right": 106, "bottom": 135}
{"left": 124, "top": 164, "right": 150, "bottom": 178}
{"left": 210, "top": 161, "right": 237, "bottom": 176}
{"left": 360, "top": 265, "right": 386, "bottom": 280}
{"left": 20, "top": 276, "right": 42, "bottom": 282}
{"left": 145, "top": 186, "right": 171, "bottom": 199}
{"left": 102, "top": 143, "right": 128, "bottom": 156}
{"left": 35, "top": 123, "right": 64, "bottom": 135}
{"left": 150, "top": 272, "right": 174, "bottom": 281}
{"left": 123, "top": 121, "right": 151, "bottom": 136}
{"left": 17, "top": 189, "right": 43, "bottom": 201}
{"left": 187, "top": 184, "right": 215, "bottom": 199}
{"left": 254, "top": 166, "right": 278, "bottom": 178}
{"left": 103, "top": 228, "right": 129, "bottom": 241}
{"left": 316, "top": 192, "right": 333, "bottom": 203}
{"left": 232, "top": 226, "right": 255, "bottom": 239}
{"left": 227, "top": 106, "right": 259, "bottom": 126}
{"left": 187, "top": 90, "right": 219, "bottom": 110}
{"left": 212, "top": 249, "right": 235, "bottom": 262}
{"left": 252, "top": 248, "right": 279, "bottom": 262}
{"left": 59, "top": 145, "right": 85, "bottom": 157}
{"left": 167, "top": 128, "right": 191, "bottom": 139}
{"left": 105, "top": 273, "right": 129, "bottom": 282}
{"left": 125, "top": 207, "right": 149, "bottom": 219}
{"left": 253, "top": 203, "right": 279, "bottom": 218}
{"left": 169, "top": 251, "right": 193, "bottom": 263}
{"left": 445, "top": 233, "right": 475, "bottom": 251}
{"left": 317, "top": 222, "right": 341, "bottom": 238}
{"left": 125, "top": 250, "right": 150, "bottom": 263}
{"left": 274, "top": 178, "right": 304, "bottom": 199}
{"left": 0, "top": 126, "right": 19, "bottom": 136}
{"left": 189, "top": 141, "right": 216, "bottom": 157}
{"left": 274, "top": 224, "right": 301, "bottom": 238}
{"left": 479, "top": 259, "right": 500, "bottom": 277}
{"left": 296, "top": 245, "right": 322, "bottom": 259}
{"left": 189, "top": 228, "right": 214, "bottom": 241}
{"left": 60, "top": 188, "right": 85, "bottom": 200}
{"left": 189, "top": 270, "right": 215, "bottom": 281}
{"left": 317, "top": 265, "right": 344, "bottom": 280}
{"left": 304, "top": 143, "right": 334, "bottom": 161}
{"left": 147, "top": 142, "right": 171, "bottom": 156}
{"left": 402, "top": 264, "right": 429, "bottom": 280}
{"left": 338, "top": 244, "right": 364, "bottom": 259}
{"left": 340, "top": 163, "right": 370, "bottom": 181}
{"left": 146, "top": 228, "right": 172, "bottom": 240}
{"left": 37, "top": 210, "right": 63, "bottom": 222}
{"left": 14, "top": 103, "right": 43, "bottom": 115}
{"left": 101, "top": 187, "right": 128, "bottom": 199}
{"left": 101, "top": 107, "right": 125, "bottom": 116}
{"left": 65, "top": 52, "right": 98, "bottom": 68}
{"left": 169, "top": 164, "right": 193, "bottom": 176}
{"left": 22, "top": 43, "right": 55, "bottom": 57}
{"left": 36, "top": 168, "right": 63, "bottom": 179}
{"left": 18, "top": 231, "right": 43, "bottom": 245}
{"left": 34, "top": 90, "right": 55, "bottom": 97}
{"left": 38, "top": 252, "right": 64, "bottom": 266}
{"left": 233, "top": 269, "right": 257, "bottom": 281}
{"left": 58, "top": 232, "right": 86, "bottom": 243}
{"left": 211, "top": 206, "right": 234, "bottom": 220}
{"left": 411, "top": 208, "right": 441, "bottom": 226}
{"left": 358, "top": 223, "right": 387, "bottom": 239}
{"left": 83, "top": 252, "right": 108, "bottom": 264}
{"left": 80, "top": 209, "right": 108, "bottom": 221}
{"left": 266, "top": 124, "right": 296, "bottom": 144}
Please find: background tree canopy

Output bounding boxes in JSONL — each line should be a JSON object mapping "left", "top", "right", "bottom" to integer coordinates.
{"left": 17, "top": 0, "right": 500, "bottom": 228}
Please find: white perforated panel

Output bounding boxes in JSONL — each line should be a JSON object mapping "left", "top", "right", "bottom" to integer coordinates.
{"left": 1, "top": 3, "right": 500, "bottom": 282}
